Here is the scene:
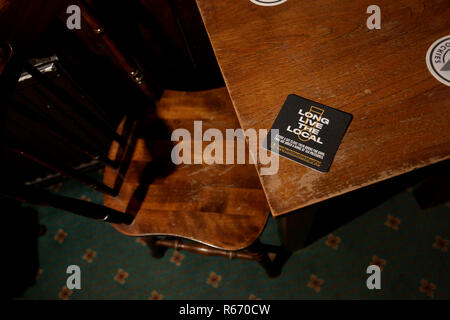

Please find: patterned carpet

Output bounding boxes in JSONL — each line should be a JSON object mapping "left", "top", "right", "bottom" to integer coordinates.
{"left": 19, "top": 170, "right": 449, "bottom": 300}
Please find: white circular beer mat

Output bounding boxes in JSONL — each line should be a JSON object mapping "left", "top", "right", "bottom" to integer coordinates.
{"left": 250, "top": 0, "right": 288, "bottom": 6}
{"left": 426, "top": 35, "right": 450, "bottom": 86}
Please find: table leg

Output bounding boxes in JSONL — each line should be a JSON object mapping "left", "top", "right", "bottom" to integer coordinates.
{"left": 142, "top": 236, "right": 168, "bottom": 259}
{"left": 271, "top": 205, "right": 318, "bottom": 276}
{"left": 413, "top": 172, "right": 450, "bottom": 209}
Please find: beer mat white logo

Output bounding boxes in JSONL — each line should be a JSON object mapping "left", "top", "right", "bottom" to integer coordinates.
{"left": 263, "top": 94, "right": 352, "bottom": 173}
{"left": 250, "top": 0, "right": 288, "bottom": 6}
{"left": 426, "top": 35, "right": 450, "bottom": 86}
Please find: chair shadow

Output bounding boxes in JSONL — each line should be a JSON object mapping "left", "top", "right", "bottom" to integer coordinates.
{"left": 124, "top": 110, "right": 176, "bottom": 217}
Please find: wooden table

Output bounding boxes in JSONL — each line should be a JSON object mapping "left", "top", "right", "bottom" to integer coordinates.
{"left": 196, "top": 0, "right": 450, "bottom": 217}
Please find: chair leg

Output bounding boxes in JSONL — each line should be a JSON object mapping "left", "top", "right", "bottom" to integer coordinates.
{"left": 255, "top": 252, "right": 277, "bottom": 278}
{"left": 266, "top": 249, "right": 292, "bottom": 278}
{"left": 248, "top": 240, "right": 282, "bottom": 278}
{"left": 142, "top": 236, "right": 168, "bottom": 259}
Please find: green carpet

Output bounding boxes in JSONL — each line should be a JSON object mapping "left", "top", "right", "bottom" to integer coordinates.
{"left": 20, "top": 171, "right": 449, "bottom": 300}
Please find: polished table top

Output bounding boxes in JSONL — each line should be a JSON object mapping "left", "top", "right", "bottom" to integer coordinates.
{"left": 196, "top": 0, "right": 450, "bottom": 216}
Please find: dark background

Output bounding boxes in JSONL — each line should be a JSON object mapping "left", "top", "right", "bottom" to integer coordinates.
{"left": 2, "top": 0, "right": 224, "bottom": 186}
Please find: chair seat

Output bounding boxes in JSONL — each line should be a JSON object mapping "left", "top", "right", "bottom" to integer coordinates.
{"left": 103, "top": 88, "right": 269, "bottom": 250}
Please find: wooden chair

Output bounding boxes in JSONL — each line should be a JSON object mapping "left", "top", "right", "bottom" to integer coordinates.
{"left": 103, "top": 88, "right": 273, "bottom": 270}
{"left": 1, "top": 58, "right": 277, "bottom": 276}
{"left": 1, "top": 42, "right": 136, "bottom": 225}
{"left": 78, "top": 1, "right": 278, "bottom": 273}
{"left": 0, "top": 3, "right": 280, "bottom": 277}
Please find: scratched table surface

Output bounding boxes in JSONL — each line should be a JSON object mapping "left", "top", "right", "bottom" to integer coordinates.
{"left": 196, "top": 0, "right": 450, "bottom": 216}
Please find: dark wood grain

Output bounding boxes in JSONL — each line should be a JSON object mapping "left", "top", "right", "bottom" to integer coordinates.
{"left": 78, "top": 1, "right": 159, "bottom": 100}
{"left": 103, "top": 88, "right": 269, "bottom": 250}
{"left": 196, "top": 0, "right": 450, "bottom": 216}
